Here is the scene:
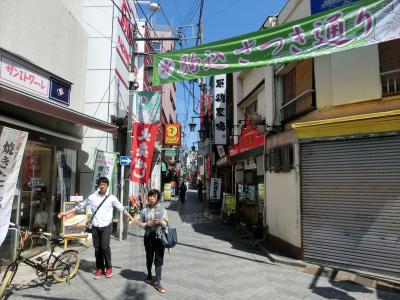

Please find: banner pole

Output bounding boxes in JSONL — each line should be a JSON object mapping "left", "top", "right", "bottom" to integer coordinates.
{"left": 119, "top": 164, "right": 124, "bottom": 241}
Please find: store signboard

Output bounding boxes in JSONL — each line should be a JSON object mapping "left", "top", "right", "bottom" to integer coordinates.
{"left": 311, "top": 0, "right": 360, "bottom": 14}
{"left": 216, "top": 145, "right": 225, "bottom": 158}
{"left": 210, "top": 178, "right": 222, "bottom": 201}
{"left": 198, "top": 140, "right": 210, "bottom": 156}
{"left": 229, "top": 119, "right": 265, "bottom": 156}
{"left": 163, "top": 148, "right": 176, "bottom": 157}
{"left": 0, "top": 127, "right": 28, "bottom": 247}
{"left": 164, "top": 184, "right": 172, "bottom": 200}
{"left": 214, "top": 74, "right": 227, "bottom": 145}
{"left": 164, "top": 123, "right": 181, "bottom": 146}
{"left": 0, "top": 54, "right": 50, "bottom": 98}
{"left": 62, "top": 202, "right": 87, "bottom": 236}
{"left": 90, "top": 150, "right": 118, "bottom": 193}
{"left": 49, "top": 78, "right": 71, "bottom": 106}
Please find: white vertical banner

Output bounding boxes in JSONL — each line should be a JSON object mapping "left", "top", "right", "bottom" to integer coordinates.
{"left": 0, "top": 127, "right": 28, "bottom": 247}
{"left": 90, "top": 150, "right": 118, "bottom": 193}
{"left": 210, "top": 178, "right": 222, "bottom": 201}
{"left": 213, "top": 74, "right": 227, "bottom": 145}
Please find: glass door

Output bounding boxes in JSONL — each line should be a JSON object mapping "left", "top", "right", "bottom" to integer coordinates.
{"left": 20, "top": 142, "right": 54, "bottom": 233}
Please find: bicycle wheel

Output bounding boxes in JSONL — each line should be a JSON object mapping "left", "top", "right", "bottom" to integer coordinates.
{"left": 52, "top": 250, "right": 80, "bottom": 283}
{"left": 0, "top": 268, "right": 15, "bottom": 299}
{"left": 202, "top": 205, "right": 210, "bottom": 219}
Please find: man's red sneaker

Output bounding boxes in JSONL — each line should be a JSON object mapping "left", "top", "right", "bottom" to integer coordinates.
{"left": 105, "top": 268, "right": 113, "bottom": 278}
{"left": 94, "top": 269, "right": 103, "bottom": 279}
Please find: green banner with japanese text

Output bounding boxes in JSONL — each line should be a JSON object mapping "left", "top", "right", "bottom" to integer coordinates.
{"left": 153, "top": 0, "right": 400, "bottom": 85}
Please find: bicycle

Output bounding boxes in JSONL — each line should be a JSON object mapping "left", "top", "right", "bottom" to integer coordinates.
{"left": 21, "top": 228, "right": 47, "bottom": 252}
{"left": 202, "top": 201, "right": 221, "bottom": 220}
{"left": 0, "top": 223, "right": 80, "bottom": 299}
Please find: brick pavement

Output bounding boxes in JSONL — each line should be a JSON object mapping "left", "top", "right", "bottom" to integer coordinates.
{"left": 3, "top": 190, "right": 400, "bottom": 300}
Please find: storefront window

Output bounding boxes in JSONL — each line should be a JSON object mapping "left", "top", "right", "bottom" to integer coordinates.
{"left": 19, "top": 142, "right": 77, "bottom": 236}
{"left": 20, "top": 142, "right": 53, "bottom": 233}
{"left": 54, "top": 148, "right": 77, "bottom": 234}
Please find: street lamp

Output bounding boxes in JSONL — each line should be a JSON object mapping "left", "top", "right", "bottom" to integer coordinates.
{"left": 188, "top": 116, "right": 208, "bottom": 132}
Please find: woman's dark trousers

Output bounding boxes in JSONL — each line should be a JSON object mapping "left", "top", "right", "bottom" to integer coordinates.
{"left": 144, "top": 232, "right": 165, "bottom": 284}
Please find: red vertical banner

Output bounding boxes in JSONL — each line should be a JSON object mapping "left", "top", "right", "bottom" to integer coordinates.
{"left": 207, "top": 156, "right": 211, "bottom": 182}
{"left": 207, "top": 95, "right": 211, "bottom": 120}
{"left": 130, "top": 122, "right": 158, "bottom": 183}
{"left": 200, "top": 93, "right": 205, "bottom": 129}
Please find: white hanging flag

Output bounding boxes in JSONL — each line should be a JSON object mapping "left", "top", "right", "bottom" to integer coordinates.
{"left": 0, "top": 127, "right": 28, "bottom": 247}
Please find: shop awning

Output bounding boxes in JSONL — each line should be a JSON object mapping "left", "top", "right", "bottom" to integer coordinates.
{"left": 292, "top": 109, "right": 400, "bottom": 139}
{"left": 0, "top": 85, "right": 118, "bottom": 134}
{"left": 229, "top": 145, "right": 263, "bottom": 162}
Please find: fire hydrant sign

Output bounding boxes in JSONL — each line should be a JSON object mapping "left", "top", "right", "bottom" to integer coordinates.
{"left": 0, "top": 127, "right": 28, "bottom": 247}
{"left": 130, "top": 123, "right": 158, "bottom": 183}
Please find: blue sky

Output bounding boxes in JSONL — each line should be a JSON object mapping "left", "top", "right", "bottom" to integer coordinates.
{"left": 144, "top": 0, "right": 288, "bottom": 150}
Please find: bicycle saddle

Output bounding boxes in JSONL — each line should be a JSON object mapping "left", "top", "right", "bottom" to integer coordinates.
{"left": 50, "top": 236, "right": 64, "bottom": 244}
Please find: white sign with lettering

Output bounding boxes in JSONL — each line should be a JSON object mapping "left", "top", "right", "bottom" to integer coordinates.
{"left": 213, "top": 74, "right": 227, "bottom": 145}
{"left": 0, "top": 54, "right": 50, "bottom": 98}
{"left": 0, "top": 127, "right": 28, "bottom": 247}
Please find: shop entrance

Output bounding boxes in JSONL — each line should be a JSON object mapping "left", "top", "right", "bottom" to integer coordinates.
{"left": 20, "top": 142, "right": 54, "bottom": 233}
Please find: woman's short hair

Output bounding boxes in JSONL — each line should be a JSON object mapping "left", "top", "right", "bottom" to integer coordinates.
{"left": 148, "top": 189, "right": 161, "bottom": 202}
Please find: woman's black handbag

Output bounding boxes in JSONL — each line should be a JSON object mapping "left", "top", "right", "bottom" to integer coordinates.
{"left": 84, "top": 195, "right": 110, "bottom": 233}
{"left": 160, "top": 226, "right": 177, "bottom": 248}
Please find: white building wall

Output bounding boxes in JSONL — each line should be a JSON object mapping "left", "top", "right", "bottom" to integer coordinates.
{"left": 0, "top": 0, "right": 87, "bottom": 112}
{"left": 263, "top": 0, "right": 383, "bottom": 251}
{"left": 264, "top": 66, "right": 276, "bottom": 127}
{"left": 265, "top": 171, "right": 301, "bottom": 247}
{"left": 315, "top": 45, "right": 382, "bottom": 108}
{"left": 241, "top": 68, "right": 265, "bottom": 97}
{"left": 278, "top": 0, "right": 310, "bottom": 24}
{"left": 80, "top": 0, "right": 136, "bottom": 196}
{"left": 262, "top": 0, "right": 309, "bottom": 249}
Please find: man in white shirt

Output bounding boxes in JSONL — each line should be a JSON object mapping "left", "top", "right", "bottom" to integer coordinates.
{"left": 58, "top": 177, "right": 136, "bottom": 279}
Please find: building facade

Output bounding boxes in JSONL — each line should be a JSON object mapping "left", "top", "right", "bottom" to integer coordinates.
{"left": 0, "top": 0, "right": 117, "bottom": 260}
{"left": 260, "top": 0, "right": 400, "bottom": 278}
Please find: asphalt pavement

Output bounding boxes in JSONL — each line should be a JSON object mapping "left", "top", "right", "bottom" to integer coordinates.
{"left": 3, "top": 190, "right": 400, "bottom": 300}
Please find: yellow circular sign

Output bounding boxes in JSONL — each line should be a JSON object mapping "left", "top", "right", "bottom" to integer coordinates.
{"left": 167, "top": 125, "right": 178, "bottom": 137}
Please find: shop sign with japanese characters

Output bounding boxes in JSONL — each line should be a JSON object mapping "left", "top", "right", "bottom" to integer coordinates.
{"left": 214, "top": 74, "right": 227, "bottom": 145}
{"left": 229, "top": 119, "right": 265, "bottom": 156}
{"left": 135, "top": 92, "right": 161, "bottom": 123}
{"left": 153, "top": 0, "right": 400, "bottom": 85}
{"left": 0, "top": 127, "right": 28, "bottom": 247}
{"left": 198, "top": 140, "right": 210, "bottom": 156}
{"left": 130, "top": 123, "right": 158, "bottom": 183}
{"left": 217, "top": 145, "right": 226, "bottom": 158}
{"left": 210, "top": 178, "right": 222, "bottom": 201}
{"left": 90, "top": 150, "right": 118, "bottom": 193}
{"left": 0, "top": 54, "right": 50, "bottom": 98}
{"left": 164, "top": 123, "right": 181, "bottom": 146}
{"left": 311, "top": 0, "right": 361, "bottom": 14}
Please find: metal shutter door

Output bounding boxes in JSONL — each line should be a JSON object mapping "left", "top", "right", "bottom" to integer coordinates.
{"left": 301, "top": 135, "right": 400, "bottom": 277}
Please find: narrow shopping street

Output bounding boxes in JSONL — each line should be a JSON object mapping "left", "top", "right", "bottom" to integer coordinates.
{"left": 3, "top": 191, "right": 399, "bottom": 300}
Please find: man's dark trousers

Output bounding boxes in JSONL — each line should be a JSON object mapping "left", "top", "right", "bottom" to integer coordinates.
{"left": 92, "top": 224, "right": 112, "bottom": 270}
